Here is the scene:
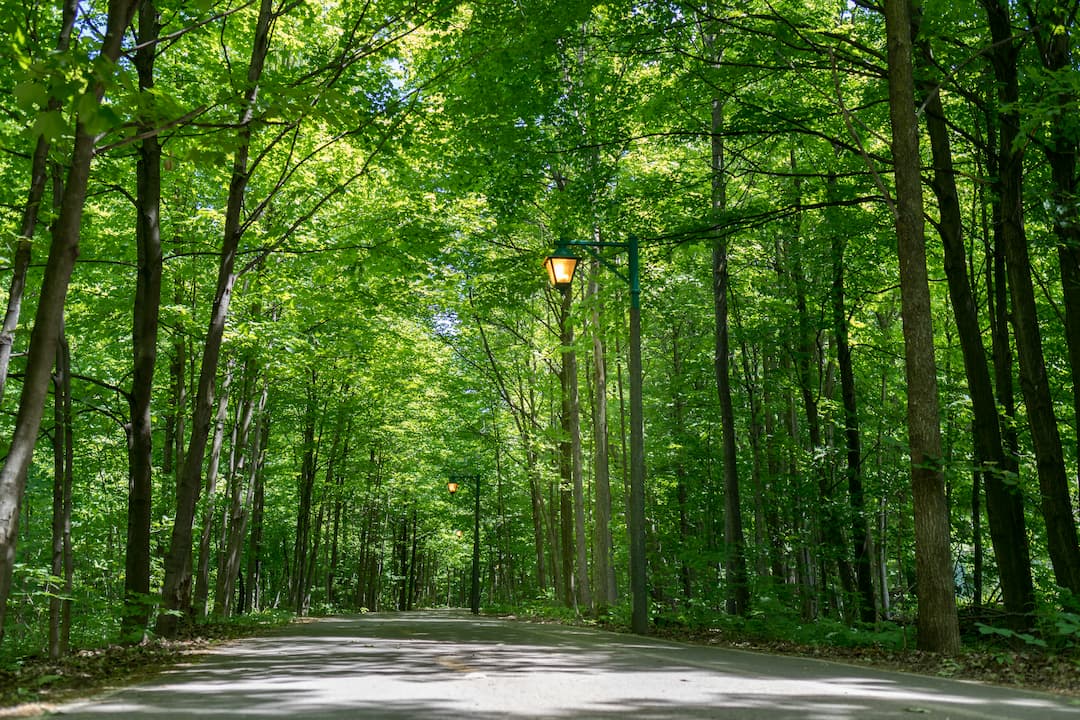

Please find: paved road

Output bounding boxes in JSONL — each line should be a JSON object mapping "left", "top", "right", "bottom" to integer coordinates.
{"left": 51, "top": 610, "right": 1079, "bottom": 718}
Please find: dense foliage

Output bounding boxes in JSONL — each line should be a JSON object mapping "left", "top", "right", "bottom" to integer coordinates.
{"left": 2, "top": 0, "right": 1080, "bottom": 668}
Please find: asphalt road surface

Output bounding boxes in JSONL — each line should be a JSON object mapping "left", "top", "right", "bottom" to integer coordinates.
{"left": 51, "top": 610, "right": 1080, "bottom": 719}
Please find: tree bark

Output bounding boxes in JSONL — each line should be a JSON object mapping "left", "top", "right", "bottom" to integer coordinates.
{"left": 0, "top": 0, "right": 139, "bottom": 646}
{"left": 214, "top": 367, "right": 262, "bottom": 617}
{"left": 558, "top": 289, "right": 576, "bottom": 609}
{"left": 917, "top": 38, "right": 1035, "bottom": 624}
{"left": 588, "top": 261, "right": 616, "bottom": 609}
{"left": 49, "top": 328, "right": 73, "bottom": 659}
{"left": 979, "top": 0, "right": 1080, "bottom": 595}
{"left": 711, "top": 96, "right": 749, "bottom": 616}
{"left": 194, "top": 363, "right": 232, "bottom": 618}
{"left": 829, "top": 203, "right": 876, "bottom": 623}
{"left": 884, "top": 0, "right": 960, "bottom": 653}
{"left": 122, "top": 0, "right": 163, "bottom": 640}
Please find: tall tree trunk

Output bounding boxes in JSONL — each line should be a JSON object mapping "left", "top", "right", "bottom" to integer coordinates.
{"left": 328, "top": 420, "right": 348, "bottom": 606}
{"left": 0, "top": 0, "right": 139, "bottom": 646}
{"left": 791, "top": 156, "right": 854, "bottom": 618}
{"left": 711, "top": 97, "right": 749, "bottom": 616}
{"left": 979, "top": 0, "right": 1080, "bottom": 595}
{"left": 162, "top": 304, "right": 187, "bottom": 482}
{"left": 588, "top": 262, "right": 616, "bottom": 609}
{"left": 558, "top": 289, "right": 576, "bottom": 609}
{"left": 293, "top": 371, "right": 318, "bottom": 614}
{"left": 1028, "top": 6, "right": 1080, "bottom": 500}
{"left": 215, "top": 368, "right": 262, "bottom": 617}
{"left": 193, "top": 361, "right": 232, "bottom": 618}
{"left": 830, "top": 207, "right": 875, "bottom": 623}
{"left": 884, "top": 0, "right": 960, "bottom": 653}
{"left": 0, "top": 0, "right": 78, "bottom": 409}
{"left": 569, "top": 292, "right": 591, "bottom": 614}
{"left": 918, "top": 39, "right": 1035, "bottom": 624}
{"left": 122, "top": 0, "right": 164, "bottom": 640}
{"left": 49, "top": 328, "right": 73, "bottom": 659}
{"left": 244, "top": 416, "right": 268, "bottom": 614}
{"left": 672, "top": 321, "right": 693, "bottom": 600}
{"left": 157, "top": 0, "right": 276, "bottom": 636}
{"left": 733, "top": 298, "right": 769, "bottom": 583}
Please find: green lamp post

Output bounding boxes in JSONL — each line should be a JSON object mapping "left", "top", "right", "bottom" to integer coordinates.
{"left": 544, "top": 236, "right": 647, "bottom": 635}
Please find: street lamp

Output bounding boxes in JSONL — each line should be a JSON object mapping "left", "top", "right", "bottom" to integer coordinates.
{"left": 543, "top": 236, "right": 648, "bottom": 635}
{"left": 448, "top": 474, "right": 481, "bottom": 615}
{"left": 543, "top": 244, "right": 580, "bottom": 289}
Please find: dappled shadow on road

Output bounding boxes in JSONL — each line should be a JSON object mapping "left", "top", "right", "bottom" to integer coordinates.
{"left": 52, "top": 611, "right": 1080, "bottom": 719}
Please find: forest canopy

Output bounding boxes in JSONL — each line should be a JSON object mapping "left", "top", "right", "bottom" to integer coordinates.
{"left": 1, "top": 0, "right": 1079, "bottom": 661}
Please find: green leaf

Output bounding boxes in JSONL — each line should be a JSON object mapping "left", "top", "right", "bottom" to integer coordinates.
{"left": 29, "top": 110, "right": 66, "bottom": 141}
{"left": 13, "top": 81, "right": 48, "bottom": 111}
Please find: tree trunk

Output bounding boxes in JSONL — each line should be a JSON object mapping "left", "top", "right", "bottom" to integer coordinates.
{"left": 0, "top": 0, "right": 78, "bottom": 409}
{"left": 215, "top": 370, "right": 263, "bottom": 617}
{"left": 979, "top": 0, "right": 1080, "bottom": 595}
{"left": 162, "top": 310, "right": 187, "bottom": 482}
{"left": 830, "top": 207, "right": 876, "bottom": 623}
{"left": 673, "top": 321, "right": 692, "bottom": 599}
{"left": 122, "top": 0, "right": 164, "bottom": 641}
{"left": 49, "top": 327, "right": 73, "bottom": 659}
{"left": 0, "top": 0, "right": 139, "bottom": 646}
{"left": 568, "top": 281, "right": 591, "bottom": 613}
{"left": 244, "top": 416, "right": 269, "bottom": 614}
{"left": 1028, "top": 6, "right": 1080, "bottom": 502}
{"left": 711, "top": 97, "right": 749, "bottom": 616}
{"left": 558, "top": 288, "right": 576, "bottom": 609}
{"left": 293, "top": 372, "right": 318, "bottom": 614}
{"left": 157, "top": 0, "right": 276, "bottom": 637}
{"left": 884, "top": 0, "right": 960, "bottom": 653}
{"left": 194, "top": 361, "right": 233, "bottom": 618}
{"left": 588, "top": 262, "right": 616, "bottom": 609}
{"left": 918, "top": 39, "right": 1035, "bottom": 624}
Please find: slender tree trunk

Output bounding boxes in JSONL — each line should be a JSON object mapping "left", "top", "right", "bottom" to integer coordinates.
{"left": 673, "top": 321, "right": 692, "bottom": 599}
{"left": 557, "top": 289, "right": 576, "bottom": 609}
{"left": 588, "top": 262, "right": 616, "bottom": 609}
{"left": 0, "top": 0, "right": 139, "bottom": 646}
{"left": 1028, "top": 7, "right": 1080, "bottom": 500}
{"left": 884, "top": 0, "right": 960, "bottom": 653}
{"left": 791, "top": 157, "right": 854, "bottom": 618}
{"left": 761, "top": 353, "right": 785, "bottom": 583}
{"left": 157, "top": 0, "right": 276, "bottom": 636}
{"left": 733, "top": 299, "right": 769, "bottom": 583}
{"left": 710, "top": 97, "right": 749, "bottom": 616}
{"left": 569, "top": 298, "right": 591, "bottom": 614}
{"left": 194, "top": 362, "right": 233, "bottom": 618}
{"left": 980, "top": 0, "right": 1080, "bottom": 595}
{"left": 328, "top": 422, "right": 348, "bottom": 606}
{"left": 293, "top": 372, "right": 318, "bottom": 614}
{"left": 163, "top": 307, "right": 187, "bottom": 482}
{"left": 830, "top": 214, "right": 875, "bottom": 623}
{"left": 215, "top": 369, "right": 262, "bottom": 617}
{"left": 49, "top": 327, "right": 73, "bottom": 659}
{"left": 244, "top": 415, "right": 268, "bottom": 613}
{"left": 122, "top": 0, "right": 164, "bottom": 640}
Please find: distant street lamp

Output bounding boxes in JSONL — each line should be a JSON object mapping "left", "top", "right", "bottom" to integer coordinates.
{"left": 543, "top": 236, "right": 648, "bottom": 635}
{"left": 447, "top": 474, "right": 481, "bottom": 615}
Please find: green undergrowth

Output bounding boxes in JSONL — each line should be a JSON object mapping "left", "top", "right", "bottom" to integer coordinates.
{"left": 0, "top": 609, "right": 294, "bottom": 712}
{"left": 496, "top": 595, "right": 1080, "bottom": 696}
